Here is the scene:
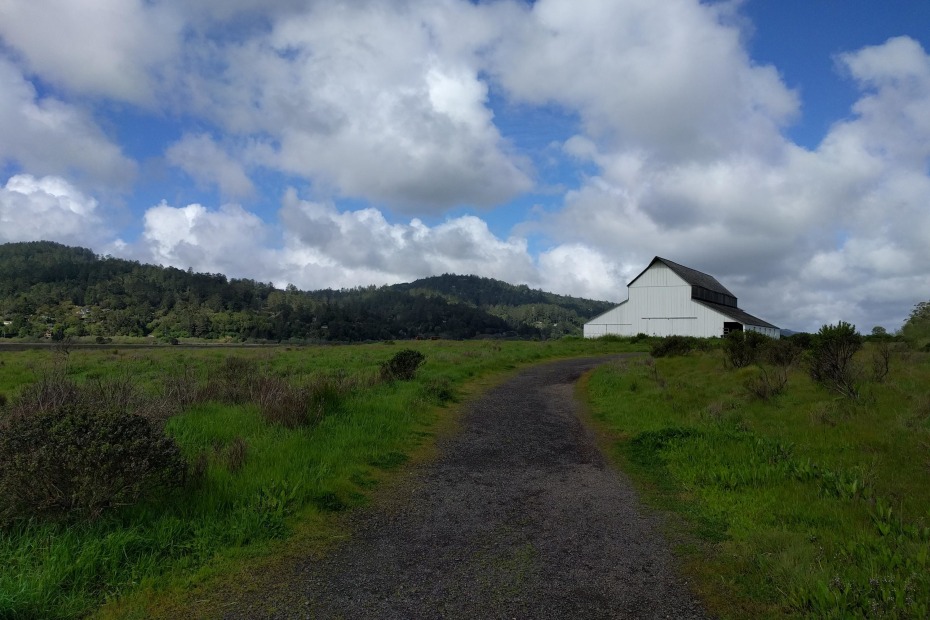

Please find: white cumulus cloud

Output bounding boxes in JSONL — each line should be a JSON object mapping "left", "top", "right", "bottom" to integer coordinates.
{"left": 0, "top": 174, "right": 109, "bottom": 246}
{"left": 0, "top": 57, "right": 137, "bottom": 188}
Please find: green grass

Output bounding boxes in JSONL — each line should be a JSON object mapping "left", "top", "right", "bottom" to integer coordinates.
{"left": 583, "top": 349, "right": 930, "bottom": 619}
{"left": 0, "top": 338, "right": 640, "bottom": 619}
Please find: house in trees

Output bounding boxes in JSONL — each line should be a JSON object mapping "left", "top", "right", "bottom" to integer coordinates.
{"left": 583, "top": 257, "right": 779, "bottom": 339}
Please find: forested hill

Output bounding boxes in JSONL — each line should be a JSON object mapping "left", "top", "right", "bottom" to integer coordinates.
{"left": 0, "top": 241, "right": 617, "bottom": 341}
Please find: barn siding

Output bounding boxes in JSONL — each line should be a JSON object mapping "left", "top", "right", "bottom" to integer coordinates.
{"left": 584, "top": 259, "right": 780, "bottom": 339}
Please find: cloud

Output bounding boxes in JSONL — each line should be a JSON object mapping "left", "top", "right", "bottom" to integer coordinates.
{"left": 489, "top": 0, "right": 799, "bottom": 161}
{"left": 0, "top": 174, "right": 109, "bottom": 246}
{"left": 0, "top": 58, "right": 137, "bottom": 188}
{"left": 166, "top": 134, "right": 255, "bottom": 199}
{"left": 138, "top": 201, "right": 272, "bottom": 279}
{"left": 531, "top": 34, "right": 930, "bottom": 332}
{"left": 179, "top": 1, "right": 532, "bottom": 211}
{"left": 125, "top": 189, "right": 620, "bottom": 301}
{"left": 0, "top": 0, "right": 182, "bottom": 104}
{"left": 277, "top": 189, "right": 537, "bottom": 288}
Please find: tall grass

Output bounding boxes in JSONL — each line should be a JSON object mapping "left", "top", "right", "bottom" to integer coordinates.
{"left": 584, "top": 348, "right": 930, "bottom": 618}
{"left": 0, "top": 338, "right": 640, "bottom": 619}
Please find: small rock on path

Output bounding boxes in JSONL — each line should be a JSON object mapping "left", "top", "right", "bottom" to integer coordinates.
{"left": 226, "top": 355, "right": 707, "bottom": 619}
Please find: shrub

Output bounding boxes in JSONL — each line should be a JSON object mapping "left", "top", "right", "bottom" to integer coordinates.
{"left": 651, "top": 335, "right": 700, "bottom": 358}
{"left": 0, "top": 403, "right": 186, "bottom": 527}
{"left": 809, "top": 321, "right": 862, "bottom": 399}
{"left": 255, "top": 375, "right": 312, "bottom": 428}
{"left": 764, "top": 338, "right": 803, "bottom": 369}
{"left": 380, "top": 349, "right": 426, "bottom": 381}
{"left": 722, "top": 330, "right": 770, "bottom": 368}
{"left": 901, "top": 300, "right": 930, "bottom": 350}
{"left": 200, "top": 356, "right": 263, "bottom": 405}
{"left": 784, "top": 332, "right": 814, "bottom": 349}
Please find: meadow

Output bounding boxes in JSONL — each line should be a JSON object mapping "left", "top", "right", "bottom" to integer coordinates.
{"left": 583, "top": 341, "right": 930, "bottom": 619}
{"left": 0, "top": 338, "right": 637, "bottom": 620}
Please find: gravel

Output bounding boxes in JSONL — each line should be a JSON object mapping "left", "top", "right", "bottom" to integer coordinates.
{"left": 224, "top": 355, "right": 708, "bottom": 619}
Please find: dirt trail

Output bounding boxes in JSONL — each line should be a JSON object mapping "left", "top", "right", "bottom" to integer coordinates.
{"left": 225, "top": 355, "right": 707, "bottom": 619}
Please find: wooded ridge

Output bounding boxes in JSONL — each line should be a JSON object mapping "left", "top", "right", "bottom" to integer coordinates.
{"left": 0, "top": 241, "right": 615, "bottom": 341}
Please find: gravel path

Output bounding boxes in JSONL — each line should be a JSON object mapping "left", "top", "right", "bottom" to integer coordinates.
{"left": 226, "top": 355, "right": 707, "bottom": 619}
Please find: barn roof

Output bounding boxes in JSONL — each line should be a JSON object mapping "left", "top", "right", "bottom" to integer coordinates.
{"left": 629, "top": 257, "right": 736, "bottom": 298}
{"left": 694, "top": 300, "right": 778, "bottom": 329}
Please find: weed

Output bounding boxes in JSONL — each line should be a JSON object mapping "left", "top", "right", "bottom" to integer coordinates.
{"left": 420, "top": 377, "right": 457, "bottom": 404}
{"left": 743, "top": 365, "right": 787, "bottom": 401}
{"left": 870, "top": 340, "right": 892, "bottom": 383}
{"left": 225, "top": 437, "right": 248, "bottom": 473}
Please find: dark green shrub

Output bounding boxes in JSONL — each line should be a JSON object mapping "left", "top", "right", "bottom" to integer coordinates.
{"left": 901, "top": 301, "right": 930, "bottom": 350}
{"left": 380, "top": 349, "right": 425, "bottom": 381}
{"left": 651, "top": 335, "right": 700, "bottom": 358}
{"left": 784, "top": 332, "right": 814, "bottom": 349}
{"left": 809, "top": 322, "right": 862, "bottom": 399}
{"left": 722, "top": 330, "right": 771, "bottom": 369}
{"left": 764, "top": 338, "right": 803, "bottom": 369}
{"left": 630, "top": 332, "right": 650, "bottom": 343}
{"left": 0, "top": 405, "right": 186, "bottom": 526}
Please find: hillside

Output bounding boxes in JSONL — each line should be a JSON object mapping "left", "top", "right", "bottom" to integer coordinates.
{"left": 0, "top": 241, "right": 616, "bottom": 341}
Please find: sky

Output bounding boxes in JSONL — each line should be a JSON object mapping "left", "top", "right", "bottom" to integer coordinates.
{"left": 1, "top": 0, "right": 929, "bottom": 333}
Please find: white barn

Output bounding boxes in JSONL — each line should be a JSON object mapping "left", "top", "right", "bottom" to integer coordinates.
{"left": 584, "top": 257, "right": 779, "bottom": 339}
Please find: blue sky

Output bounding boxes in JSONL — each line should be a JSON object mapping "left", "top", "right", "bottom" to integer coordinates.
{"left": 1, "top": 0, "right": 929, "bottom": 333}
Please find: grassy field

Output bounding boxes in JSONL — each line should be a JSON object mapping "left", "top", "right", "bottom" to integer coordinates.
{"left": 0, "top": 338, "right": 638, "bottom": 619}
{"left": 583, "top": 344, "right": 930, "bottom": 619}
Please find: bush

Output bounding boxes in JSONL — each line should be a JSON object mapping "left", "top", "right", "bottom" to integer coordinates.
{"left": 381, "top": 349, "right": 425, "bottom": 381}
{"left": 784, "top": 332, "right": 814, "bottom": 349}
{"left": 809, "top": 321, "right": 862, "bottom": 399}
{"left": 0, "top": 399, "right": 187, "bottom": 527}
{"left": 651, "top": 335, "right": 701, "bottom": 358}
{"left": 722, "top": 330, "right": 771, "bottom": 369}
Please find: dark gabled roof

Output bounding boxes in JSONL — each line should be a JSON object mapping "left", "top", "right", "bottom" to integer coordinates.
{"left": 628, "top": 256, "right": 736, "bottom": 298}
{"left": 694, "top": 300, "right": 778, "bottom": 329}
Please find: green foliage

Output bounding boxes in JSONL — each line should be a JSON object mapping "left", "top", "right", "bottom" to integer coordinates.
{"left": 0, "top": 376, "right": 187, "bottom": 527}
{"left": 722, "top": 330, "right": 770, "bottom": 368}
{"left": 809, "top": 322, "right": 863, "bottom": 399}
{"left": 0, "top": 241, "right": 615, "bottom": 342}
{"left": 784, "top": 331, "right": 814, "bottom": 349}
{"left": 901, "top": 300, "right": 930, "bottom": 350}
{"left": 650, "top": 335, "right": 704, "bottom": 358}
{"left": 380, "top": 349, "right": 426, "bottom": 381}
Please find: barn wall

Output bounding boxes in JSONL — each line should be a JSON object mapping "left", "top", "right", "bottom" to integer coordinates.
{"left": 583, "top": 303, "right": 632, "bottom": 337}
{"left": 584, "top": 261, "right": 780, "bottom": 339}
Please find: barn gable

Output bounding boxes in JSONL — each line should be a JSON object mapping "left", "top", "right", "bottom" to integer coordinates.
{"left": 583, "top": 257, "right": 779, "bottom": 339}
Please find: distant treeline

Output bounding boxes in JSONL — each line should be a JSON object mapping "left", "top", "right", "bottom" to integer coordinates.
{"left": 0, "top": 241, "right": 615, "bottom": 341}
